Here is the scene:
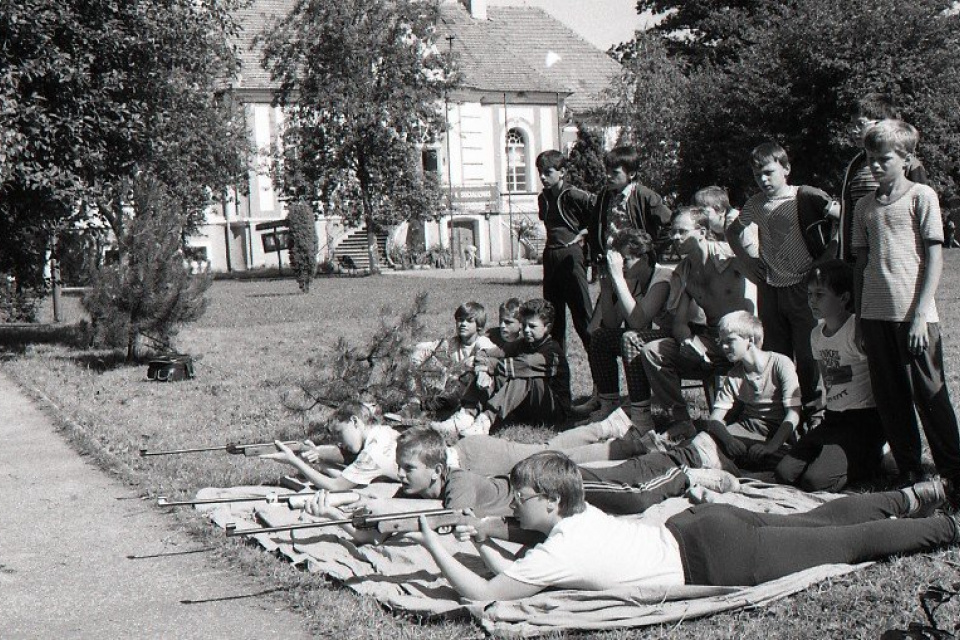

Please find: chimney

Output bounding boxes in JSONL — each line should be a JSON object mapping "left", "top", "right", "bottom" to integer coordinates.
{"left": 462, "top": 0, "right": 487, "bottom": 20}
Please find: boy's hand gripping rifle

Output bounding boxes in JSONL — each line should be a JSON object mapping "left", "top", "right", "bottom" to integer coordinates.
{"left": 224, "top": 507, "right": 478, "bottom": 537}
{"left": 139, "top": 441, "right": 304, "bottom": 457}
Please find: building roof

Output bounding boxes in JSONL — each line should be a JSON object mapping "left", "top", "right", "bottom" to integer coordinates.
{"left": 437, "top": 4, "right": 621, "bottom": 114}
{"left": 233, "top": 0, "right": 621, "bottom": 115}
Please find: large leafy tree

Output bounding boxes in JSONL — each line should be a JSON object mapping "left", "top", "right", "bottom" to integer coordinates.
{"left": 620, "top": 0, "right": 960, "bottom": 203}
{"left": 0, "top": 0, "right": 248, "bottom": 289}
{"left": 261, "top": 0, "right": 455, "bottom": 273}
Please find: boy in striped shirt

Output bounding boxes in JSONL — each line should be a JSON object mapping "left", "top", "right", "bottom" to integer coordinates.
{"left": 725, "top": 142, "right": 836, "bottom": 411}
{"left": 853, "top": 120, "right": 960, "bottom": 491}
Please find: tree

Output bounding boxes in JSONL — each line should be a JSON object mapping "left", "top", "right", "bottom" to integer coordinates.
{"left": 261, "top": 0, "right": 456, "bottom": 273}
{"left": 82, "top": 175, "right": 212, "bottom": 361}
{"left": 603, "top": 31, "right": 690, "bottom": 197}
{"left": 617, "top": 0, "right": 960, "bottom": 203}
{"left": 0, "top": 0, "right": 248, "bottom": 290}
{"left": 287, "top": 203, "right": 318, "bottom": 293}
{"left": 564, "top": 124, "right": 607, "bottom": 194}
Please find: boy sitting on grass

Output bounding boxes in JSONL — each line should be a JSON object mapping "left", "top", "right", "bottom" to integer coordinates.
{"left": 447, "top": 299, "right": 571, "bottom": 436}
{"left": 415, "top": 301, "right": 496, "bottom": 432}
{"left": 775, "top": 260, "right": 885, "bottom": 491}
{"left": 485, "top": 298, "right": 523, "bottom": 351}
{"left": 701, "top": 311, "right": 802, "bottom": 470}
{"left": 261, "top": 402, "right": 400, "bottom": 492}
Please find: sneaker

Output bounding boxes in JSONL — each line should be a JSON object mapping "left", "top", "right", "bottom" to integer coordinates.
{"left": 690, "top": 432, "right": 723, "bottom": 470}
{"left": 905, "top": 478, "right": 947, "bottom": 518}
{"left": 685, "top": 468, "right": 741, "bottom": 494}
{"left": 431, "top": 407, "right": 475, "bottom": 438}
{"left": 460, "top": 411, "right": 492, "bottom": 437}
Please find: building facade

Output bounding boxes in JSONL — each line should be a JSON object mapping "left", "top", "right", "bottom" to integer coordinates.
{"left": 192, "top": 0, "right": 621, "bottom": 272}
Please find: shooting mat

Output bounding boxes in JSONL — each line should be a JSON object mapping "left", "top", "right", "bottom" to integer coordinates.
{"left": 198, "top": 480, "right": 869, "bottom": 637}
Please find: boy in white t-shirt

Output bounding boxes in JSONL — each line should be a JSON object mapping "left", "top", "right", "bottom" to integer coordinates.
{"left": 775, "top": 261, "right": 885, "bottom": 491}
{"left": 414, "top": 302, "right": 496, "bottom": 435}
{"left": 261, "top": 402, "right": 399, "bottom": 491}
{"left": 413, "top": 451, "right": 959, "bottom": 601}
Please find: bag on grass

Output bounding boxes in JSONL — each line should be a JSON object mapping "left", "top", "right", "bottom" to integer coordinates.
{"left": 146, "top": 354, "right": 195, "bottom": 382}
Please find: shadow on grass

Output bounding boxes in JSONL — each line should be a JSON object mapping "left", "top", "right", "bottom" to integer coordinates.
{"left": 72, "top": 351, "right": 131, "bottom": 373}
{"left": 0, "top": 323, "right": 86, "bottom": 355}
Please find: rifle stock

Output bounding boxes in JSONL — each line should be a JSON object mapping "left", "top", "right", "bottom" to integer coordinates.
{"left": 139, "top": 440, "right": 303, "bottom": 457}
{"left": 225, "top": 507, "right": 476, "bottom": 537}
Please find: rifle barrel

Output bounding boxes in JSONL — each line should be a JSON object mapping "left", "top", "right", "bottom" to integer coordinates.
{"left": 224, "top": 508, "right": 456, "bottom": 537}
{"left": 157, "top": 493, "right": 301, "bottom": 507}
{"left": 139, "top": 440, "right": 301, "bottom": 457}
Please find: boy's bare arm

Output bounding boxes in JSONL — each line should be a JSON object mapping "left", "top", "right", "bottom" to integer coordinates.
{"left": 724, "top": 214, "right": 764, "bottom": 284}
{"left": 910, "top": 241, "right": 943, "bottom": 353}
{"left": 262, "top": 441, "right": 359, "bottom": 492}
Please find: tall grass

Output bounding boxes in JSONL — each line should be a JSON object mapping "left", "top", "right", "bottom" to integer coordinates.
{"left": 5, "top": 262, "right": 960, "bottom": 638}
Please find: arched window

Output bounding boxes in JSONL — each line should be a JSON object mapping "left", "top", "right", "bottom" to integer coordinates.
{"left": 505, "top": 128, "right": 527, "bottom": 192}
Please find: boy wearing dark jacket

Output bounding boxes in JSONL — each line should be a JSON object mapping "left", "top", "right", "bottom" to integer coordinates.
{"left": 536, "top": 150, "right": 595, "bottom": 350}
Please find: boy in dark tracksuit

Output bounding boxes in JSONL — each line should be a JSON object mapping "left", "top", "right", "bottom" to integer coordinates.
{"left": 587, "top": 146, "right": 672, "bottom": 331}
{"left": 536, "top": 150, "right": 595, "bottom": 351}
{"left": 470, "top": 299, "right": 571, "bottom": 432}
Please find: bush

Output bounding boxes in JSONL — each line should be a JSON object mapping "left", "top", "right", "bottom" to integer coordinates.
{"left": 287, "top": 202, "right": 318, "bottom": 292}
{"left": 0, "top": 276, "right": 42, "bottom": 323}
{"left": 82, "top": 175, "right": 212, "bottom": 361}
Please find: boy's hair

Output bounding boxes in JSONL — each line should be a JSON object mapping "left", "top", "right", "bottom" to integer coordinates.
{"left": 604, "top": 146, "right": 640, "bottom": 175}
{"left": 863, "top": 119, "right": 919, "bottom": 157}
{"left": 535, "top": 150, "right": 566, "bottom": 173}
{"left": 331, "top": 401, "right": 378, "bottom": 424}
{"left": 455, "top": 301, "right": 487, "bottom": 329}
{"left": 856, "top": 93, "right": 900, "bottom": 122}
{"left": 806, "top": 259, "right": 854, "bottom": 311}
{"left": 749, "top": 142, "right": 791, "bottom": 171}
{"left": 499, "top": 297, "right": 522, "bottom": 319}
{"left": 509, "top": 451, "right": 585, "bottom": 517}
{"left": 718, "top": 310, "right": 764, "bottom": 347}
{"left": 520, "top": 298, "right": 555, "bottom": 326}
{"left": 671, "top": 206, "right": 710, "bottom": 231}
{"left": 610, "top": 228, "right": 657, "bottom": 266}
{"left": 693, "top": 186, "right": 731, "bottom": 213}
{"left": 395, "top": 427, "right": 447, "bottom": 470}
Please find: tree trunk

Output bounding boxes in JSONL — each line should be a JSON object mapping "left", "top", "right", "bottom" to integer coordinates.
{"left": 366, "top": 216, "right": 380, "bottom": 274}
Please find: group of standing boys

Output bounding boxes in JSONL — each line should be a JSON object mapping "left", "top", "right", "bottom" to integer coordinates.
{"left": 536, "top": 94, "right": 960, "bottom": 500}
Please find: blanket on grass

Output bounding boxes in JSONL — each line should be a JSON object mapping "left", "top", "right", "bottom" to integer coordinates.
{"left": 196, "top": 480, "right": 869, "bottom": 637}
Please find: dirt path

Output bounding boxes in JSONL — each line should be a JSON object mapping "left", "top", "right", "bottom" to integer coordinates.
{"left": 0, "top": 372, "right": 312, "bottom": 639}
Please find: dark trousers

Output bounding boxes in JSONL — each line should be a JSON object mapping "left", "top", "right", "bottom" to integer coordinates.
{"left": 860, "top": 320, "right": 960, "bottom": 479}
{"left": 757, "top": 280, "right": 820, "bottom": 407}
{"left": 667, "top": 491, "right": 956, "bottom": 586}
{"left": 542, "top": 245, "right": 593, "bottom": 351}
{"left": 486, "top": 376, "right": 565, "bottom": 427}
{"left": 775, "top": 407, "right": 886, "bottom": 491}
{"left": 579, "top": 443, "right": 702, "bottom": 514}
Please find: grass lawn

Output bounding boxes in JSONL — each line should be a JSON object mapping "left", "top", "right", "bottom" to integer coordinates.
{"left": 5, "top": 260, "right": 960, "bottom": 638}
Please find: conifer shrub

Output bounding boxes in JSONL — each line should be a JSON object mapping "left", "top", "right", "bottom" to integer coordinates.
{"left": 81, "top": 175, "right": 212, "bottom": 361}
{"left": 287, "top": 202, "right": 318, "bottom": 292}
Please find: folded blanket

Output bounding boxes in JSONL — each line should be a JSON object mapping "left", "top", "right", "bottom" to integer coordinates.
{"left": 200, "top": 479, "right": 869, "bottom": 636}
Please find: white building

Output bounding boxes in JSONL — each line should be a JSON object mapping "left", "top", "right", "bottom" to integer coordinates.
{"left": 192, "top": 0, "right": 621, "bottom": 272}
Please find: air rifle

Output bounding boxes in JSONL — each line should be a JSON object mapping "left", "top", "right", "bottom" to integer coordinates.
{"left": 139, "top": 440, "right": 304, "bottom": 457}
{"left": 157, "top": 491, "right": 360, "bottom": 509}
{"left": 225, "top": 507, "right": 476, "bottom": 537}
